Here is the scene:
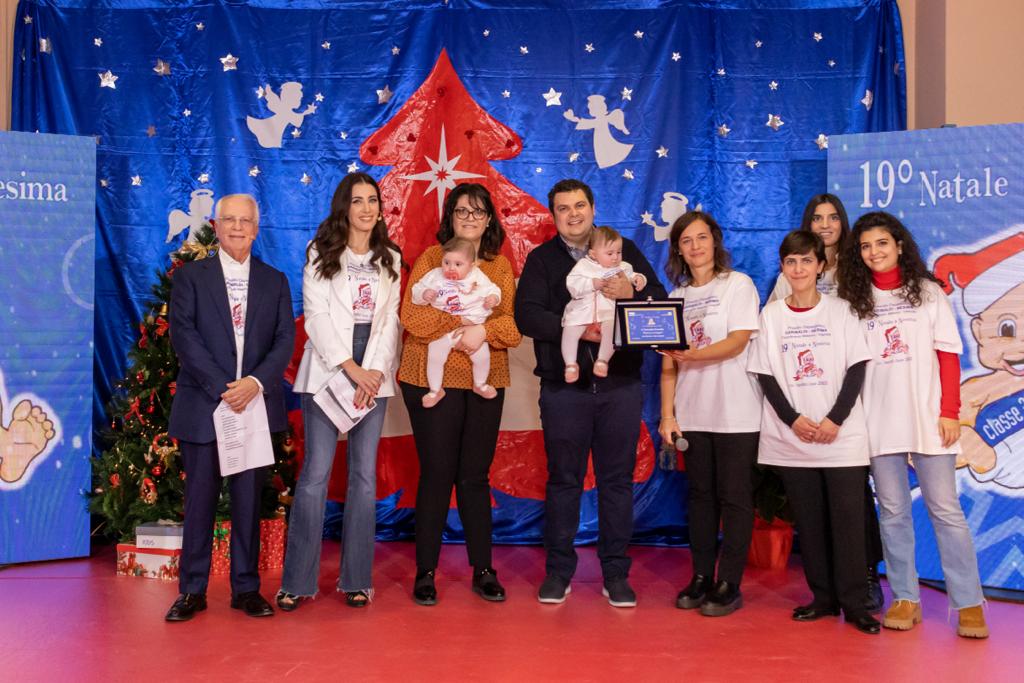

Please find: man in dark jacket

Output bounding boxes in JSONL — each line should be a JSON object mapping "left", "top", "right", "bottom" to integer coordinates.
{"left": 514, "top": 179, "right": 666, "bottom": 607}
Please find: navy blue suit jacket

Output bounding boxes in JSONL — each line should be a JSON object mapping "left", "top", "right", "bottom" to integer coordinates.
{"left": 168, "top": 254, "right": 295, "bottom": 444}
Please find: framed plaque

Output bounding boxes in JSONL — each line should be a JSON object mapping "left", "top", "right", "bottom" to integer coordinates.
{"left": 613, "top": 299, "right": 688, "bottom": 349}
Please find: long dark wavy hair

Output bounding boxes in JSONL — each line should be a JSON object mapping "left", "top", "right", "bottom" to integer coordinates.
{"left": 306, "top": 173, "right": 402, "bottom": 281}
{"left": 665, "top": 210, "right": 732, "bottom": 287}
{"left": 435, "top": 183, "right": 506, "bottom": 261}
{"left": 837, "top": 211, "right": 942, "bottom": 319}
{"left": 801, "top": 193, "right": 850, "bottom": 264}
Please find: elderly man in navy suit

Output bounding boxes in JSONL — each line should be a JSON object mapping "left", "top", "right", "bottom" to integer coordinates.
{"left": 165, "top": 193, "right": 295, "bottom": 621}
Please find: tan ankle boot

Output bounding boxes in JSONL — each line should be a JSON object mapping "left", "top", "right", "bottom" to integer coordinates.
{"left": 957, "top": 605, "right": 989, "bottom": 639}
{"left": 882, "top": 599, "right": 922, "bottom": 630}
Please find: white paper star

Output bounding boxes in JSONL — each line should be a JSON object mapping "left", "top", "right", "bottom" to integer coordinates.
{"left": 716, "top": 67, "right": 726, "bottom": 76}
{"left": 814, "top": 133, "right": 829, "bottom": 150}
{"left": 542, "top": 88, "right": 562, "bottom": 107}
{"left": 301, "top": 173, "right": 312, "bottom": 185}
{"left": 717, "top": 123, "right": 731, "bottom": 137}
{"left": 879, "top": 46, "right": 885, "bottom": 54}
{"left": 339, "top": 131, "right": 348, "bottom": 139}
{"left": 656, "top": 146, "right": 668, "bottom": 158}
{"left": 861, "top": 89, "right": 874, "bottom": 111}
{"left": 98, "top": 70, "right": 118, "bottom": 89}
{"left": 195, "top": 22, "right": 204, "bottom": 31}
{"left": 769, "top": 80, "right": 778, "bottom": 91}
{"left": 755, "top": 40, "right": 763, "bottom": 48}
{"left": 93, "top": 38, "right": 102, "bottom": 47}
{"left": 315, "top": 92, "right": 324, "bottom": 102}
{"left": 568, "top": 152, "right": 580, "bottom": 162}
{"left": 828, "top": 59, "right": 836, "bottom": 68}
{"left": 585, "top": 43, "right": 595, "bottom": 53}
{"left": 623, "top": 169, "right": 634, "bottom": 180}
{"left": 255, "top": 86, "right": 265, "bottom": 99}
{"left": 23, "top": 15, "right": 32, "bottom": 24}
{"left": 813, "top": 32, "right": 823, "bottom": 42}
{"left": 519, "top": 46, "right": 529, "bottom": 55}
{"left": 219, "top": 53, "right": 238, "bottom": 71}
{"left": 376, "top": 84, "right": 393, "bottom": 104}
{"left": 249, "top": 166, "right": 261, "bottom": 177}
{"left": 483, "top": 29, "right": 490, "bottom": 37}
{"left": 291, "top": 128, "right": 302, "bottom": 138}
{"left": 745, "top": 160, "right": 758, "bottom": 169}
{"left": 621, "top": 87, "right": 633, "bottom": 101}
{"left": 153, "top": 59, "right": 170, "bottom": 76}
{"left": 39, "top": 38, "right": 52, "bottom": 54}
{"left": 321, "top": 41, "right": 331, "bottom": 50}
{"left": 402, "top": 126, "right": 485, "bottom": 219}
{"left": 198, "top": 173, "right": 210, "bottom": 183}
{"left": 501, "top": 90, "right": 510, "bottom": 98}
{"left": 634, "top": 30, "right": 644, "bottom": 39}
{"left": 99, "top": 178, "right": 108, "bottom": 188}
{"left": 391, "top": 46, "right": 400, "bottom": 56}
{"left": 535, "top": 167, "right": 543, "bottom": 174}
{"left": 671, "top": 52, "right": 681, "bottom": 62}
{"left": 766, "top": 113, "right": 784, "bottom": 131}
{"left": 183, "top": 108, "right": 191, "bottom": 117}
{"left": 347, "top": 162, "right": 359, "bottom": 173}
{"left": 131, "top": 175, "right": 142, "bottom": 186}
{"left": 641, "top": 211, "right": 654, "bottom": 223}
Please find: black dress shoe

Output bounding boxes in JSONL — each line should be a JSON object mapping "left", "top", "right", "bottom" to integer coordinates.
{"left": 230, "top": 591, "right": 274, "bottom": 617}
{"left": 165, "top": 593, "right": 207, "bottom": 622}
{"left": 676, "top": 574, "right": 711, "bottom": 610}
{"left": 699, "top": 580, "right": 742, "bottom": 617}
{"left": 865, "top": 566, "right": 884, "bottom": 613}
{"left": 413, "top": 568, "right": 437, "bottom": 606}
{"left": 472, "top": 567, "right": 507, "bottom": 602}
{"left": 792, "top": 603, "right": 841, "bottom": 621}
{"left": 847, "top": 611, "right": 881, "bottom": 635}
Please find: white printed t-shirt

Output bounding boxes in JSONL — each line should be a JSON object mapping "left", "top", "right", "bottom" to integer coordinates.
{"left": 859, "top": 280, "right": 963, "bottom": 457}
{"left": 748, "top": 294, "right": 871, "bottom": 467}
{"left": 345, "top": 248, "right": 380, "bottom": 324}
{"left": 218, "top": 247, "right": 250, "bottom": 380}
{"left": 671, "top": 270, "right": 762, "bottom": 433}
{"left": 410, "top": 266, "right": 500, "bottom": 325}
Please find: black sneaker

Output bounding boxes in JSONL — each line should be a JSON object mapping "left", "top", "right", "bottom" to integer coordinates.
{"left": 602, "top": 577, "right": 637, "bottom": 608}
{"left": 537, "top": 575, "right": 571, "bottom": 604}
{"left": 676, "top": 574, "right": 711, "bottom": 610}
{"left": 699, "top": 580, "right": 742, "bottom": 617}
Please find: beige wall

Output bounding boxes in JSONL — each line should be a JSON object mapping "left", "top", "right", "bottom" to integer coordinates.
{"left": 1, "top": 0, "right": 15, "bottom": 131}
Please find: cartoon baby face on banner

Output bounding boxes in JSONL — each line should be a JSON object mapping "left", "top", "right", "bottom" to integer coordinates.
{"left": 934, "top": 228, "right": 1024, "bottom": 493}
{"left": 0, "top": 370, "right": 59, "bottom": 490}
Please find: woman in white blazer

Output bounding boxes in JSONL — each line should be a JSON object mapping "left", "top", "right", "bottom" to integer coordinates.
{"left": 277, "top": 173, "right": 403, "bottom": 610}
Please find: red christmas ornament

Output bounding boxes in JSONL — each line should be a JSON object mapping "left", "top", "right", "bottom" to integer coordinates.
{"left": 151, "top": 465, "right": 163, "bottom": 477}
{"left": 154, "top": 316, "right": 169, "bottom": 337}
{"left": 109, "top": 473, "right": 121, "bottom": 488}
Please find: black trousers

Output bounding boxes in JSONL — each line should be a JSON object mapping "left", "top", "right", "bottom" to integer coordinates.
{"left": 776, "top": 465, "right": 869, "bottom": 616}
{"left": 401, "top": 383, "right": 504, "bottom": 570}
{"left": 178, "top": 440, "right": 266, "bottom": 595}
{"left": 539, "top": 380, "right": 642, "bottom": 581}
{"left": 865, "top": 476, "right": 884, "bottom": 567}
{"left": 682, "top": 431, "right": 759, "bottom": 585}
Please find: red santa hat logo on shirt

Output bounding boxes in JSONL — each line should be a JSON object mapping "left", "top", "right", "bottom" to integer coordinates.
{"left": 934, "top": 230, "right": 1024, "bottom": 316}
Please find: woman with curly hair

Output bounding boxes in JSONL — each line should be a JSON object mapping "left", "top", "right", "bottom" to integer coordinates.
{"left": 278, "top": 173, "right": 403, "bottom": 610}
{"left": 659, "top": 211, "right": 761, "bottom": 617}
{"left": 838, "top": 211, "right": 988, "bottom": 638}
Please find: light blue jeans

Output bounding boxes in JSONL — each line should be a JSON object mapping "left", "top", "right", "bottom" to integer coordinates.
{"left": 870, "top": 452, "right": 984, "bottom": 609}
{"left": 280, "top": 325, "right": 387, "bottom": 596}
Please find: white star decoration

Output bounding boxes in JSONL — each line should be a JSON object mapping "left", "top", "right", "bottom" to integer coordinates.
{"left": 131, "top": 175, "right": 142, "bottom": 186}
{"left": 98, "top": 70, "right": 118, "bottom": 89}
{"left": 195, "top": 22, "right": 204, "bottom": 31}
{"left": 535, "top": 167, "right": 543, "bottom": 174}
{"left": 153, "top": 59, "right": 170, "bottom": 76}
{"left": 828, "top": 59, "right": 837, "bottom": 68}
{"left": 745, "top": 160, "right": 758, "bottom": 169}
{"left": 623, "top": 169, "right": 634, "bottom": 180}
{"left": 542, "top": 88, "right": 562, "bottom": 106}
{"left": 391, "top": 46, "right": 400, "bottom": 56}
{"left": 634, "top": 30, "right": 644, "bottom": 39}
{"left": 671, "top": 52, "right": 681, "bottom": 62}
{"left": 183, "top": 108, "right": 191, "bottom": 117}
{"left": 766, "top": 113, "right": 784, "bottom": 131}
{"left": 39, "top": 38, "right": 52, "bottom": 54}
{"left": 815, "top": 133, "right": 829, "bottom": 150}
{"left": 99, "top": 178, "right": 108, "bottom": 188}
{"left": 347, "top": 162, "right": 359, "bottom": 173}
{"left": 376, "top": 85, "right": 393, "bottom": 104}
{"left": 301, "top": 173, "right": 312, "bottom": 185}
{"left": 219, "top": 53, "right": 238, "bottom": 71}
{"left": 568, "top": 152, "right": 580, "bottom": 162}
{"left": 339, "top": 131, "right": 348, "bottom": 139}
{"left": 23, "top": 15, "right": 31, "bottom": 24}
{"left": 315, "top": 92, "right": 324, "bottom": 102}
{"left": 291, "top": 128, "right": 302, "bottom": 138}
{"left": 861, "top": 90, "right": 874, "bottom": 111}
{"left": 769, "top": 80, "right": 778, "bottom": 91}
{"left": 321, "top": 41, "right": 331, "bottom": 50}
{"left": 621, "top": 87, "right": 633, "bottom": 101}
{"left": 256, "top": 85, "right": 265, "bottom": 99}
{"left": 249, "top": 166, "right": 261, "bottom": 177}
{"left": 656, "top": 146, "right": 668, "bottom": 158}
{"left": 813, "top": 32, "right": 823, "bottom": 42}
{"left": 501, "top": 90, "right": 510, "bottom": 98}
{"left": 585, "top": 43, "right": 595, "bottom": 53}
{"left": 755, "top": 40, "right": 763, "bottom": 48}
{"left": 717, "top": 123, "right": 731, "bottom": 137}
{"left": 483, "top": 29, "right": 490, "bottom": 37}
{"left": 93, "top": 38, "right": 102, "bottom": 47}
{"left": 519, "top": 46, "right": 529, "bottom": 55}
{"left": 198, "top": 173, "right": 210, "bottom": 183}
{"left": 716, "top": 68, "right": 726, "bottom": 76}
{"left": 641, "top": 211, "right": 654, "bottom": 223}
{"left": 402, "top": 126, "right": 484, "bottom": 219}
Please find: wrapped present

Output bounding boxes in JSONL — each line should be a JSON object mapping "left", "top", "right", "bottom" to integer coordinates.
{"left": 747, "top": 517, "right": 794, "bottom": 570}
{"left": 116, "top": 543, "right": 181, "bottom": 580}
{"left": 135, "top": 521, "right": 184, "bottom": 550}
{"left": 209, "top": 517, "right": 287, "bottom": 575}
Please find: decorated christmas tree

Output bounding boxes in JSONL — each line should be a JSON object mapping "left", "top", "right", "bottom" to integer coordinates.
{"left": 91, "top": 224, "right": 297, "bottom": 542}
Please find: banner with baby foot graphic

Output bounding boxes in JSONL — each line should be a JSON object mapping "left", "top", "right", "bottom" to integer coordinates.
{"left": 0, "top": 131, "right": 95, "bottom": 564}
{"left": 830, "top": 123, "right": 1024, "bottom": 591}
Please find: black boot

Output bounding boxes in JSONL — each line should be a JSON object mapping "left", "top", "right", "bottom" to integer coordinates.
{"left": 676, "top": 574, "right": 711, "bottom": 610}
{"left": 413, "top": 568, "right": 437, "bottom": 606}
{"left": 699, "top": 580, "right": 742, "bottom": 617}
{"left": 472, "top": 567, "right": 506, "bottom": 602}
{"left": 865, "top": 565, "right": 884, "bottom": 613}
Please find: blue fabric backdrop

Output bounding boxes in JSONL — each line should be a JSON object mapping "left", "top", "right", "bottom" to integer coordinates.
{"left": 12, "top": 0, "right": 906, "bottom": 544}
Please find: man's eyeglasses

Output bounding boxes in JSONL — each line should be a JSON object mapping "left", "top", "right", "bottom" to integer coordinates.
{"left": 453, "top": 207, "right": 488, "bottom": 220}
{"left": 218, "top": 216, "right": 255, "bottom": 228}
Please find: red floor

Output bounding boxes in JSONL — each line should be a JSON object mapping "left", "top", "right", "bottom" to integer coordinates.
{"left": 1, "top": 542, "right": 1017, "bottom": 681}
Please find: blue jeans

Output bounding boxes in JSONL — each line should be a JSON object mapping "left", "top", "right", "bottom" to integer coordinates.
{"left": 280, "top": 325, "right": 387, "bottom": 595}
{"left": 870, "top": 452, "right": 984, "bottom": 609}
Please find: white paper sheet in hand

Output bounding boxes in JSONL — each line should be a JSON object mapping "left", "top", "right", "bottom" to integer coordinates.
{"left": 213, "top": 397, "right": 275, "bottom": 477}
{"left": 313, "top": 370, "right": 375, "bottom": 433}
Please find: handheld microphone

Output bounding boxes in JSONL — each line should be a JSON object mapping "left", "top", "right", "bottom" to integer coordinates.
{"left": 658, "top": 432, "right": 689, "bottom": 470}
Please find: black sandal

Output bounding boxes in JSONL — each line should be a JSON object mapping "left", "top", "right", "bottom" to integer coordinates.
{"left": 275, "top": 591, "right": 302, "bottom": 612}
{"left": 345, "top": 591, "right": 370, "bottom": 608}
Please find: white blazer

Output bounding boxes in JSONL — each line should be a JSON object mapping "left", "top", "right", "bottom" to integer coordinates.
{"left": 293, "top": 245, "right": 402, "bottom": 397}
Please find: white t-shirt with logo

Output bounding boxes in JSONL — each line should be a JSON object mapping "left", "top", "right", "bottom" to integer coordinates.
{"left": 671, "top": 270, "right": 762, "bottom": 433}
{"left": 346, "top": 248, "right": 380, "bottom": 324}
{"left": 218, "top": 248, "right": 250, "bottom": 380}
{"left": 748, "top": 294, "right": 871, "bottom": 467}
{"left": 768, "top": 267, "right": 838, "bottom": 303}
{"left": 859, "top": 280, "right": 963, "bottom": 457}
